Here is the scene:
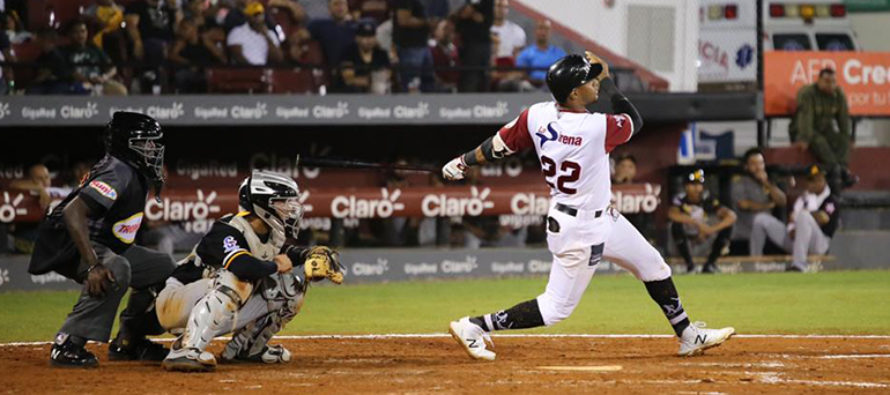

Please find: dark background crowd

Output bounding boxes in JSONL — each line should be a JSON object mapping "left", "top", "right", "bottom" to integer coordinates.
{"left": 0, "top": 0, "right": 576, "bottom": 95}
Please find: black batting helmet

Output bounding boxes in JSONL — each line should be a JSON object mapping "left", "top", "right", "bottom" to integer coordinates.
{"left": 546, "top": 54, "right": 603, "bottom": 103}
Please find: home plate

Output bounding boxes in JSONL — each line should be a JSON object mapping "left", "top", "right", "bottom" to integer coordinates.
{"left": 538, "top": 365, "right": 623, "bottom": 372}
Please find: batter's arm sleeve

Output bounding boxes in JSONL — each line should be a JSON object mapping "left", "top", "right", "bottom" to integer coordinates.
{"left": 461, "top": 108, "right": 533, "bottom": 166}
{"left": 196, "top": 223, "right": 277, "bottom": 281}
{"left": 600, "top": 77, "right": 643, "bottom": 136}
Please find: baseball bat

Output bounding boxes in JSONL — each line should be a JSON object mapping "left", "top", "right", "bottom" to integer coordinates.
{"left": 296, "top": 156, "right": 436, "bottom": 173}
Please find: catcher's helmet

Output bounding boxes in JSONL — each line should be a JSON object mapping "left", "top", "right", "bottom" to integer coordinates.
{"left": 105, "top": 111, "right": 165, "bottom": 184}
{"left": 546, "top": 54, "right": 603, "bottom": 103}
{"left": 238, "top": 170, "right": 304, "bottom": 242}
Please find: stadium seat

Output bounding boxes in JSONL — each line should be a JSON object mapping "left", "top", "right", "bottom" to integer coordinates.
{"left": 269, "top": 69, "right": 316, "bottom": 94}
{"left": 10, "top": 41, "right": 42, "bottom": 90}
{"left": 206, "top": 68, "right": 271, "bottom": 94}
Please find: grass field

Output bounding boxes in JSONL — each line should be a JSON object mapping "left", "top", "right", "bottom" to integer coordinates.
{"left": 1, "top": 270, "right": 889, "bottom": 342}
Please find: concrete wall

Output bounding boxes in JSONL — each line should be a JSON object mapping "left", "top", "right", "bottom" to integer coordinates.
{"left": 515, "top": 0, "right": 699, "bottom": 91}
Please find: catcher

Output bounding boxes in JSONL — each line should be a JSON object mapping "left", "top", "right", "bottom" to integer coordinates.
{"left": 155, "top": 170, "right": 344, "bottom": 372}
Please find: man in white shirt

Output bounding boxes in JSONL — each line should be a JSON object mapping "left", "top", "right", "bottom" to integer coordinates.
{"left": 489, "top": 0, "right": 525, "bottom": 59}
{"left": 226, "top": 2, "right": 283, "bottom": 65}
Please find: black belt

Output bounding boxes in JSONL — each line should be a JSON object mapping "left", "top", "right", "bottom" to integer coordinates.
{"left": 555, "top": 203, "right": 602, "bottom": 218}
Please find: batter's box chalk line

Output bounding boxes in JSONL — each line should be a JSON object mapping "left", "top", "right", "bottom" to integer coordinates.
{"left": 3, "top": 333, "right": 890, "bottom": 347}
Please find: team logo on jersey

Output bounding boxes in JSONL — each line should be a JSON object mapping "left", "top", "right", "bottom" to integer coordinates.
{"left": 89, "top": 180, "right": 118, "bottom": 200}
{"left": 112, "top": 212, "right": 144, "bottom": 244}
{"left": 223, "top": 236, "right": 240, "bottom": 253}
{"left": 536, "top": 123, "right": 559, "bottom": 147}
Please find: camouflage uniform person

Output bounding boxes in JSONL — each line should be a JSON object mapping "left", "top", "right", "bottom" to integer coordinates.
{"left": 789, "top": 67, "right": 856, "bottom": 187}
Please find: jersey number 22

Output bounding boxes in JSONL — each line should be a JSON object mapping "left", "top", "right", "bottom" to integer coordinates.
{"left": 540, "top": 155, "right": 581, "bottom": 194}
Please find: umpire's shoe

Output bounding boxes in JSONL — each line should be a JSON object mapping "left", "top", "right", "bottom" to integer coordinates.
{"left": 108, "top": 338, "right": 169, "bottom": 361}
{"left": 50, "top": 334, "right": 98, "bottom": 368}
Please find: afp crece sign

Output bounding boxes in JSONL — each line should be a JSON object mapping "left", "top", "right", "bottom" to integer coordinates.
{"left": 764, "top": 51, "right": 890, "bottom": 116}
{"left": 0, "top": 183, "right": 661, "bottom": 223}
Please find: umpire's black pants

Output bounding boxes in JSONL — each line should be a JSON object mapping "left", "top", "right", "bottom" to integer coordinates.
{"left": 58, "top": 244, "right": 174, "bottom": 342}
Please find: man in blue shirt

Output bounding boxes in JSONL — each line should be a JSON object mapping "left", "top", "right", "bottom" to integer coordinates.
{"left": 516, "top": 19, "right": 565, "bottom": 86}
{"left": 308, "top": 0, "right": 357, "bottom": 66}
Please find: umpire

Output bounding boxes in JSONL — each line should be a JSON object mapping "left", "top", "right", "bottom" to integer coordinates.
{"left": 29, "top": 112, "right": 175, "bottom": 368}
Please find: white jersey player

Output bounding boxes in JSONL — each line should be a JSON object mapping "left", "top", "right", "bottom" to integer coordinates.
{"left": 442, "top": 53, "right": 734, "bottom": 360}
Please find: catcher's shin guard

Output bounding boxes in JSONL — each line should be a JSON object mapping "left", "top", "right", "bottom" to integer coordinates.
{"left": 178, "top": 271, "right": 253, "bottom": 352}
{"left": 221, "top": 282, "right": 303, "bottom": 362}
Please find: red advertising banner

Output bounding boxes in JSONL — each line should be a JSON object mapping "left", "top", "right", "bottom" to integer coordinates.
{"left": 764, "top": 51, "right": 890, "bottom": 116}
{"left": 0, "top": 184, "right": 662, "bottom": 224}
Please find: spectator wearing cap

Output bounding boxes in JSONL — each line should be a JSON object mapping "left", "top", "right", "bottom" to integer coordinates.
{"left": 223, "top": 0, "right": 279, "bottom": 32}
{"left": 308, "top": 0, "right": 357, "bottom": 67}
{"left": 515, "top": 19, "right": 565, "bottom": 87}
{"left": 731, "top": 148, "right": 787, "bottom": 253}
{"left": 393, "top": 0, "right": 435, "bottom": 92}
{"left": 339, "top": 20, "right": 391, "bottom": 93}
{"left": 454, "top": 0, "right": 493, "bottom": 92}
{"left": 668, "top": 169, "right": 737, "bottom": 274}
{"left": 751, "top": 165, "right": 839, "bottom": 272}
{"left": 227, "top": 2, "right": 284, "bottom": 65}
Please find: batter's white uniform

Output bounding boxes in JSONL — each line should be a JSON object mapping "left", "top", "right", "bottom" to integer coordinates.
{"left": 499, "top": 102, "right": 672, "bottom": 326}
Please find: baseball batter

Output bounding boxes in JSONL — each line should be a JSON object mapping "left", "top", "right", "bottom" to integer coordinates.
{"left": 442, "top": 53, "right": 734, "bottom": 360}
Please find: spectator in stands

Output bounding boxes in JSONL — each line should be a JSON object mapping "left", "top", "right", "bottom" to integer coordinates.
{"left": 63, "top": 20, "right": 128, "bottom": 96}
{"left": 27, "top": 28, "right": 87, "bottom": 95}
{"left": 125, "top": 0, "right": 176, "bottom": 92}
{"left": 421, "top": 0, "right": 450, "bottom": 26}
{"left": 668, "top": 169, "right": 737, "bottom": 274}
{"left": 227, "top": 2, "right": 284, "bottom": 65}
{"left": 516, "top": 19, "right": 565, "bottom": 87}
{"left": 9, "top": 164, "right": 52, "bottom": 212}
{"left": 393, "top": 0, "right": 434, "bottom": 92}
{"left": 170, "top": 17, "right": 226, "bottom": 92}
{"left": 349, "top": 0, "right": 390, "bottom": 24}
{"left": 430, "top": 19, "right": 459, "bottom": 92}
{"left": 340, "top": 20, "right": 391, "bottom": 93}
{"left": 125, "top": 0, "right": 176, "bottom": 61}
{"left": 612, "top": 153, "right": 637, "bottom": 184}
{"left": 83, "top": 0, "right": 126, "bottom": 63}
{"left": 284, "top": 28, "right": 321, "bottom": 65}
{"left": 751, "top": 165, "right": 839, "bottom": 272}
{"left": 490, "top": 0, "right": 524, "bottom": 60}
{"left": 789, "top": 67, "right": 857, "bottom": 190}
{"left": 0, "top": 20, "right": 12, "bottom": 94}
{"left": 223, "top": 0, "right": 292, "bottom": 32}
{"left": 308, "top": 0, "right": 357, "bottom": 67}
{"left": 454, "top": 0, "right": 493, "bottom": 92}
{"left": 3, "top": 10, "right": 31, "bottom": 44}
{"left": 731, "top": 148, "right": 787, "bottom": 254}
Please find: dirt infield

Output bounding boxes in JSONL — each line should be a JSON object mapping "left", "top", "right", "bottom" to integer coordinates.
{"left": 2, "top": 335, "right": 889, "bottom": 394}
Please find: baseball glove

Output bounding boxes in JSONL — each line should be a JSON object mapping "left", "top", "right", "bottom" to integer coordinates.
{"left": 303, "top": 246, "right": 344, "bottom": 284}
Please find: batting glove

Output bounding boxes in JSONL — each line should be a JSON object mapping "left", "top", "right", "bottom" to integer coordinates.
{"left": 442, "top": 156, "right": 468, "bottom": 181}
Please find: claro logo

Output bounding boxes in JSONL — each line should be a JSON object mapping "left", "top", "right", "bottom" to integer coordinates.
{"left": 0, "top": 192, "right": 28, "bottom": 223}
{"left": 145, "top": 189, "right": 221, "bottom": 222}
{"left": 331, "top": 188, "right": 404, "bottom": 218}
{"left": 510, "top": 192, "right": 549, "bottom": 216}
{"left": 350, "top": 258, "right": 389, "bottom": 276}
{"left": 422, "top": 187, "right": 494, "bottom": 216}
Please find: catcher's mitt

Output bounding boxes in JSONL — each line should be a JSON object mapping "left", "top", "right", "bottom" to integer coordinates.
{"left": 303, "top": 246, "right": 345, "bottom": 284}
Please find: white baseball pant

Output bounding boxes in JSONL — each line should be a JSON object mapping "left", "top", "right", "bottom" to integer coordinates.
{"left": 537, "top": 206, "right": 672, "bottom": 326}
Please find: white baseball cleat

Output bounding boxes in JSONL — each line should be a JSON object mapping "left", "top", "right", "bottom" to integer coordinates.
{"left": 449, "top": 317, "right": 496, "bottom": 361}
{"left": 678, "top": 322, "right": 735, "bottom": 356}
